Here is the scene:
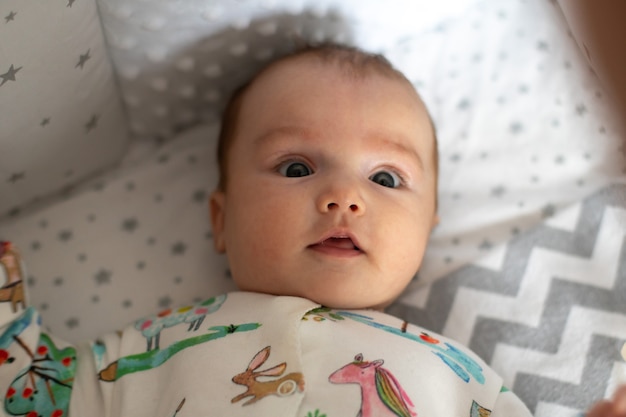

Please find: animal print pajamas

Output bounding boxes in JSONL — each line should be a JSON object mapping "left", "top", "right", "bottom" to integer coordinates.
{"left": 0, "top": 289, "right": 532, "bottom": 417}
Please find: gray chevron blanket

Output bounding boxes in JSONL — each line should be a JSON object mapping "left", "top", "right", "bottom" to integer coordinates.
{"left": 390, "top": 183, "right": 626, "bottom": 417}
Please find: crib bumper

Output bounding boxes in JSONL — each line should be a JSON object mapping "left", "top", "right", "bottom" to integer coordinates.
{"left": 0, "top": 0, "right": 129, "bottom": 219}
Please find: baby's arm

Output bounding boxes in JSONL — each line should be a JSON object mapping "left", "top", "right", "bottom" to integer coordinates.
{"left": 0, "top": 241, "right": 82, "bottom": 417}
{"left": 586, "top": 386, "right": 626, "bottom": 417}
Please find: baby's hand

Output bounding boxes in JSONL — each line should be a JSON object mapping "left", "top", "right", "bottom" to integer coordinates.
{"left": 587, "top": 386, "right": 626, "bottom": 417}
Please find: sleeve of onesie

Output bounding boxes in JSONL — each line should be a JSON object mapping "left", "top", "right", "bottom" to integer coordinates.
{"left": 0, "top": 241, "right": 106, "bottom": 417}
{"left": 491, "top": 388, "right": 535, "bottom": 417}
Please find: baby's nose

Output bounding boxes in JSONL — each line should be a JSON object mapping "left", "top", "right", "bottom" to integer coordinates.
{"left": 316, "top": 181, "right": 365, "bottom": 215}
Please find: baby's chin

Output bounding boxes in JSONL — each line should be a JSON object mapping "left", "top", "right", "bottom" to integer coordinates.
{"left": 292, "top": 290, "right": 395, "bottom": 312}
{"left": 233, "top": 280, "right": 400, "bottom": 311}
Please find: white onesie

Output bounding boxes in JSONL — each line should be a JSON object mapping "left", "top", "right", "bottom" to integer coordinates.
{"left": 0, "top": 290, "right": 532, "bottom": 417}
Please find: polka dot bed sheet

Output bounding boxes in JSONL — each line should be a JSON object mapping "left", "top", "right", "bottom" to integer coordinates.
{"left": 1, "top": 0, "right": 623, "bottom": 342}
{"left": 1, "top": 1, "right": 625, "bottom": 415}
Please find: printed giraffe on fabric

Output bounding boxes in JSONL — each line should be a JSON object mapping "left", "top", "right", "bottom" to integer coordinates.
{"left": 329, "top": 353, "right": 416, "bottom": 417}
{"left": 328, "top": 353, "right": 493, "bottom": 417}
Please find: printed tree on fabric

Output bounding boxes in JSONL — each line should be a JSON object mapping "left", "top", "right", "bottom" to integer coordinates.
{"left": 3, "top": 333, "right": 76, "bottom": 417}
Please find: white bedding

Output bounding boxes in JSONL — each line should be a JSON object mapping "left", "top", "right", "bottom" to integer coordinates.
{"left": 1, "top": 1, "right": 625, "bottom": 415}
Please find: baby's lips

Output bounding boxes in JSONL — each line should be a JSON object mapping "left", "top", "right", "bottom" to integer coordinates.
{"left": 320, "top": 237, "right": 359, "bottom": 250}
{"left": 309, "top": 229, "right": 364, "bottom": 253}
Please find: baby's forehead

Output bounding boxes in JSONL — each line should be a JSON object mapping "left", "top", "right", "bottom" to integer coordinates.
{"left": 254, "top": 56, "right": 428, "bottom": 121}
{"left": 250, "top": 52, "right": 419, "bottom": 96}
{"left": 240, "top": 54, "right": 433, "bottom": 138}
{"left": 237, "top": 55, "right": 429, "bottom": 131}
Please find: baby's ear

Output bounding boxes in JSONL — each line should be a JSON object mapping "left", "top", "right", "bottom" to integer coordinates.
{"left": 209, "top": 191, "right": 226, "bottom": 253}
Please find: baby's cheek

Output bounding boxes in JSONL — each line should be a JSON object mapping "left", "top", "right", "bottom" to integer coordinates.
{"left": 245, "top": 211, "right": 292, "bottom": 257}
{"left": 393, "top": 221, "right": 429, "bottom": 273}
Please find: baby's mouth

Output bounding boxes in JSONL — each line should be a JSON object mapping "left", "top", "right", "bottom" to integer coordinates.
{"left": 308, "top": 235, "right": 363, "bottom": 257}
{"left": 320, "top": 237, "right": 360, "bottom": 251}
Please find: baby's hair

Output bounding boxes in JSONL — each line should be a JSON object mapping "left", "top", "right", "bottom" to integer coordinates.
{"left": 215, "top": 43, "right": 438, "bottom": 194}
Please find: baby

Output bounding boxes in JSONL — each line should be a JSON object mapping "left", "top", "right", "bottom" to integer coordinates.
{"left": 0, "top": 44, "right": 624, "bottom": 417}
{"left": 209, "top": 43, "right": 439, "bottom": 312}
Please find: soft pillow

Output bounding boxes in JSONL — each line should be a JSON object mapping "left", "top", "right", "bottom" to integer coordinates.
{"left": 384, "top": 0, "right": 626, "bottom": 288}
{"left": 0, "top": 0, "right": 129, "bottom": 219}
{"left": 94, "top": 0, "right": 481, "bottom": 142}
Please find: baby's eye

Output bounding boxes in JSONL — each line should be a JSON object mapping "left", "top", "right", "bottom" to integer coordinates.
{"left": 369, "top": 170, "right": 402, "bottom": 188}
{"left": 278, "top": 161, "right": 313, "bottom": 177}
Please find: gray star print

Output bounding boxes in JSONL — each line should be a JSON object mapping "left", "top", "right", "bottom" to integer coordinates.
{"left": 491, "top": 185, "right": 506, "bottom": 197}
{"left": 94, "top": 269, "right": 112, "bottom": 285}
{"left": 542, "top": 204, "right": 556, "bottom": 218}
{"left": 8, "top": 172, "right": 25, "bottom": 183}
{"left": 457, "top": 98, "right": 471, "bottom": 110}
{"left": 66, "top": 318, "right": 79, "bottom": 329}
{"left": 76, "top": 49, "right": 91, "bottom": 69}
{"left": 509, "top": 122, "right": 523, "bottom": 134}
{"left": 171, "top": 242, "right": 187, "bottom": 255}
{"left": 85, "top": 114, "right": 99, "bottom": 132}
{"left": 192, "top": 190, "right": 207, "bottom": 203}
{"left": 5, "top": 11, "right": 16, "bottom": 23}
{"left": 122, "top": 217, "right": 139, "bottom": 232}
{"left": 479, "top": 240, "right": 493, "bottom": 250}
{"left": 0, "top": 65, "right": 22, "bottom": 87}
{"left": 158, "top": 296, "right": 173, "bottom": 309}
{"left": 58, "top": 229, "right": 73, "bottom": 242}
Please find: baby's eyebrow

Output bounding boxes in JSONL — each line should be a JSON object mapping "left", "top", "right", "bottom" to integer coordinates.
{"left": 253, "top": 126, "right": 314, "bottom": 148}
{"left": 372, "top": 135, "right": 425, "bottom": 173}
{"left": 254, "top": 126, "right": 426, "bottom": 173}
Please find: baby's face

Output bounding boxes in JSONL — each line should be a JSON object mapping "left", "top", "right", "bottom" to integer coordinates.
{"left": 210, "top": 56, "right": 438, "bottom": 309}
